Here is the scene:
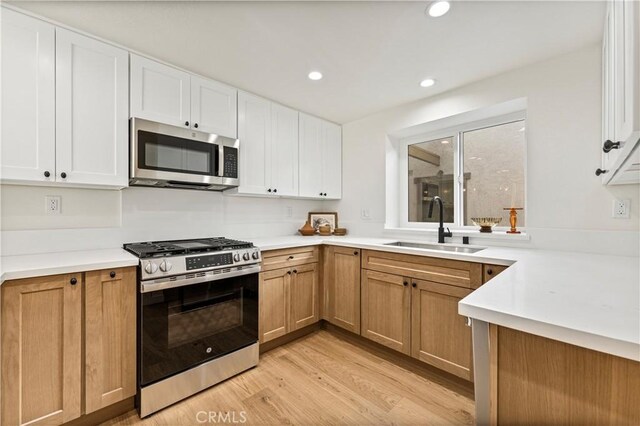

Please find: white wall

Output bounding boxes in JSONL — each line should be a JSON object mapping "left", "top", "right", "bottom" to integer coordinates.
{"left": 327, "top": 45, "right": 640, "bottom": 255}
{"left": 0, "top": 185, "right": 323, "bottom": 255}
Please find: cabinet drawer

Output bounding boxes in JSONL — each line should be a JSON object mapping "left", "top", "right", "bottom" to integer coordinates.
{"left": 261, "top": 246, "right": 319, "bottom": 272}
{"left": 482, "top": 264, "right": 508, "bottom": 285}
{"left": 362, "top": 250, "right": 482, "bottom": 289}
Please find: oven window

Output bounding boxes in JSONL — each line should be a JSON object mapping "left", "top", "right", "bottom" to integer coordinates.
{"left": 140, "top": 274, "right": 258, "bottom": 387}
{"left": 138, "top": 130, "right": 217, "bottom": 176}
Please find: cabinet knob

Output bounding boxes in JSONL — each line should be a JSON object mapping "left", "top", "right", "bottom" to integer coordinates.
{"left": 44, "top": 170, "right": 50, "bottom": 178}
{"left": 293, "top": 269, "right": 298, "bottom": 274}
{"left": 603, "top": 140, "right": 621, "bottom": 153}
{"left": 487, "top": 269, "right": 493, "bottom": 276}
{"left": 412, "top": 282, "right": 417, "bottom": 288}
{"left": 595, "top": 168, "right": 608, "bottom": 176}
{"left": 319, "top": 192, "right": 323, "bottom": 196}
{"left": 353, "top": 251, "right": 358, "bottom": 255}
{"left": 323, "top": 193, "right": 327, "bottom": 196}
{"left": 185, "top": 121, "right": 189, "bottom": 127}
{"left": 273, "top": 189, "right": 277, "bottom": 193}
{"left": 287, "top": 270, "right": 292, "bottom": 275}
{"left": 267, "top": 188, "right": 272, "bottom": 193}
{"left": 60, "top": 172, "right": 67, "bottom": 179}
{"left": 288, "top": 255, "right": 294, "bottom": 260}
{"left": 403, "top": 281, "right": 408, "bottom": 286}
{"left": 110, "top": 271, "right": 116, "bottom": 278}
{"left": 70, "top": 277, "right": 77, "bottom": 285}
{"left": 194, "top": 123, "right": 199, "bottom": 129}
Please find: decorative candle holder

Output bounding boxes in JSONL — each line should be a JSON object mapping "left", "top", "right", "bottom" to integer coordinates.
{"left": 503, "top": 207, "right": 524, "bottom": 234}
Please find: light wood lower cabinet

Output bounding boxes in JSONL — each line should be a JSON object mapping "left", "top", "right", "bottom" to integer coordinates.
{"left": 361, "top": 270, "right": 411, "bottom": 354}
{"left": 85, "top": 268, "right": 136, "bottom": 414}
{"left": 1, "top": 273, "right": 82, "bottom": 426}
{"left": 1, "top": 267, "right": 136, "bottom": 425}
{"left": 411, "top": 280, "right": 473, "bottom": 381}
{"left": 259, "top": 262, "right": 319, "bottom": 343}
{"left": 323, "top": 246, "right": 361, "bottom": 333}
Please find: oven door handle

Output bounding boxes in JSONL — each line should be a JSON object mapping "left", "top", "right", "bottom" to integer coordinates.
{"left": 140, "top": 264, "right": 261, "bottom": 293}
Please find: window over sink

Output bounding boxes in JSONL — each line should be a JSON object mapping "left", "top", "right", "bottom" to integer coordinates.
{"left": 404, "top": 111, "right": 526, "bottom": 230}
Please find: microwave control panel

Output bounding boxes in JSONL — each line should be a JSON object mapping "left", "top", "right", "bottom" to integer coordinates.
{"left": 222, "top": 147, "right": 238, "bottom": 178}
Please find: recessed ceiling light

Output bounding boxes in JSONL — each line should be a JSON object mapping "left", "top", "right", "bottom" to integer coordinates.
{"left": 308, "top": 71, "right": 323, "bottom": 81}
{"left": 427, "top": 1, "right": 450, "bottom": 18}
{"left": 420, "top": 78, "right": 436, "bottom": 88}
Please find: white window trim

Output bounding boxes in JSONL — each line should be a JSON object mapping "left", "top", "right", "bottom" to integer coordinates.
{"left": 394, "top": 105, "right": 527, "bottom": 232}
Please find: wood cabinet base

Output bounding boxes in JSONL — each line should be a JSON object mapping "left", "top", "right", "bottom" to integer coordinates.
{"left": 492, "top": 325, "right": 640, "bottom": 425}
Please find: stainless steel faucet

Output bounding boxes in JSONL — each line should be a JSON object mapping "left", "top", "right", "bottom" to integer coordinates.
{"left": 428, "top": 196, "right": 452, "bottom": 244}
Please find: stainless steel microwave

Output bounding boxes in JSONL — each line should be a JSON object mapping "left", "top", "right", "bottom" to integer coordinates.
{"left": 130, "top": 118, "right": 239, "bottom": 191}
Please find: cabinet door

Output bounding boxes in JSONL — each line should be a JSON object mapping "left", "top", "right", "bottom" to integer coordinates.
{"left": 322, "top": 121, "right": 342, "bottom": 199}
{"left": 325, "top": 246, "right": 361, "bottom": 333}
{"left": 613, "top": 0, "right": 639, "bottom": 144}
{"left": 298, "top": 113, "right": 324, "bottom": 198}
{"left": 259, "top": 268, "right": 290, "bottom": 343}
{"left": 237, "top": 91, "right": 272, "bottom": 195}
{"left": 1, "top": 274, "right": 82, "bottom": 425}
{"left": 190, "top": 75, "right": 237, "bottom": 139}
{"left": 602, "top": 4, "right": 618, "bottom": 176}
{"left": 411, "top": 280, "right": 473, "bottom": 381}
{"left": 55, "top": 28, "right": 129, "bottom": 187}
{"left": 271, "top": 103, "right": 299, "bottom": 196}
{"left": 85, "top": 268, "right": 136, "bottom": 414}
{"left": 361, "top": 270, "right": 411, "bottom": 354}
{"left": 290, "top": 263, "right": 319, "bottom": 330}
{"left": 130, "top": 54, "right": 191, "bottom": 128}
{"left": 1, "top": 9, "right": 55, "bottom": 182}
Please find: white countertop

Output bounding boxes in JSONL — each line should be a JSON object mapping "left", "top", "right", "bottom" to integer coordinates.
{"left": 253, "top": 235, "right": 639, "bottom": 362}
{"left": 1, "top": 235, "right": 638, "bottom": 362}
{"left": 0, "top": 248, "right": 139, "bottom": 283}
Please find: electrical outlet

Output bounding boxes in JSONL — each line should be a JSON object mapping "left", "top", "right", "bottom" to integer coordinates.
{"left": 613, "top": 199, "right": 630, "bottom": 218}
{"left": 285, "top": 206, "right": 293, "bottom": 218}
{"left": 361, "top": 208, "right": 371, "bottom": 220}
{"left": 45, "top": 196, "right": 61, "bottom": 215}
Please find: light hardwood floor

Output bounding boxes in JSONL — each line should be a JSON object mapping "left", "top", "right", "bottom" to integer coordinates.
{"left": 103, "top": 330, "right": 475, "bottom": 425}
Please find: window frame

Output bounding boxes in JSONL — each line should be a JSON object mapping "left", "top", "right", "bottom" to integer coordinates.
{"left": 399, "top": 110, "right": 527, "bottom": 231}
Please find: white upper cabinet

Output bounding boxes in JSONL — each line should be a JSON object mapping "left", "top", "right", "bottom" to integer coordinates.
{"left": 322, "top": 121, "right": 342, "bottom": 199}
{"left": 130, "top": 54, "right": 191, "bottom": 128}
{"left": 601, "top": 0, "right": 639, "bottom": 184}
{"left": 56, "top": 28, "right": 129, "bottom": 187}
{"left": 299, "top": 113, "right": 342, "bottom": 199}
{"left": 271, "top": 103, "right": 299, "bottom": 197}
{"left": 233, "top": 92, "right": 300, "bottom": 197}
{"left": 1, "top": 9, "right": 56, "bottom": 183}
{"left": 131, "top": 54, "right": 237, "bottom": 138}
{"left": 191, "top": 75, "right": 237, "bottom": 138}
{"left": 237, "top": 92, "right": 272, "bottom": 195}
{"left": 298, "top": 113, "right": 324, "bottom": 198}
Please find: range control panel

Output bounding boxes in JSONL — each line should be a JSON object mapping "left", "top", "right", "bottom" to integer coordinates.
{"left": 186, "top": 253, "right": 233, "bottom": 270}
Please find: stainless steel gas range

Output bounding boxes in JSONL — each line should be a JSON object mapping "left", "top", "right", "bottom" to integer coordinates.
{"left": 123, "top": 238, "right": 261, "bottom": 418}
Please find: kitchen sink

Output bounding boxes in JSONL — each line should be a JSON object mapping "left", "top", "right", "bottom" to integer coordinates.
{"left": 383, "top": 241, "right": 485, "bottom": 254}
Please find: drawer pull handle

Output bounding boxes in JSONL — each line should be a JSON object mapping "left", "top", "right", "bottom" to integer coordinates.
{"left": 70, "top": 277, "right": 77, "bottom": 285}
{"left": 110, "top": 271, "right": 116, "bottom": 278}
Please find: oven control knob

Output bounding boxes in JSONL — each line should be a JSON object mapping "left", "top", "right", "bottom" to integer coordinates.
{"left": 252, "top": 251, "right": 260, "bottom": 260}
{"left": 145, "top": 261, "right": 158, "bottom": 274}
{"left": 159, "top": 260, "right": 172, "bottom": 272}
{"left": 233, "top": 253, "right": 240, "bottom": 262}
{"left": 242, "top": 252, "right": 250, "bottom": 261}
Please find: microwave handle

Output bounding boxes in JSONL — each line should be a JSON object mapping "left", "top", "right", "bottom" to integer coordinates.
{"left": 218, "top": 144, "right": 225, "bottom": 178}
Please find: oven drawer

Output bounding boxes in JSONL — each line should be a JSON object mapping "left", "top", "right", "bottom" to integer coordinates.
{"left": 260, "top": 246, "right": 319, "bottom": 272}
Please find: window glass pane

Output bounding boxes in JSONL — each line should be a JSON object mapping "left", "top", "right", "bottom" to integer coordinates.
{"left": 463, "top": 120, "right": 525, "bottom": 227}
{"left": 408, "top": 136, "right": 455, "bottom": 223}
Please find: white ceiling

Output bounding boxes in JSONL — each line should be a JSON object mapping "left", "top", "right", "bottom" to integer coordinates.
{"left": 9, "top": 1, "right": 605, "bottom": 123}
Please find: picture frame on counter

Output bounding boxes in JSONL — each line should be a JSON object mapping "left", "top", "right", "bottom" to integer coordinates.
{"left": 308, "top": 212, "right": 338, "bottom": 232}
